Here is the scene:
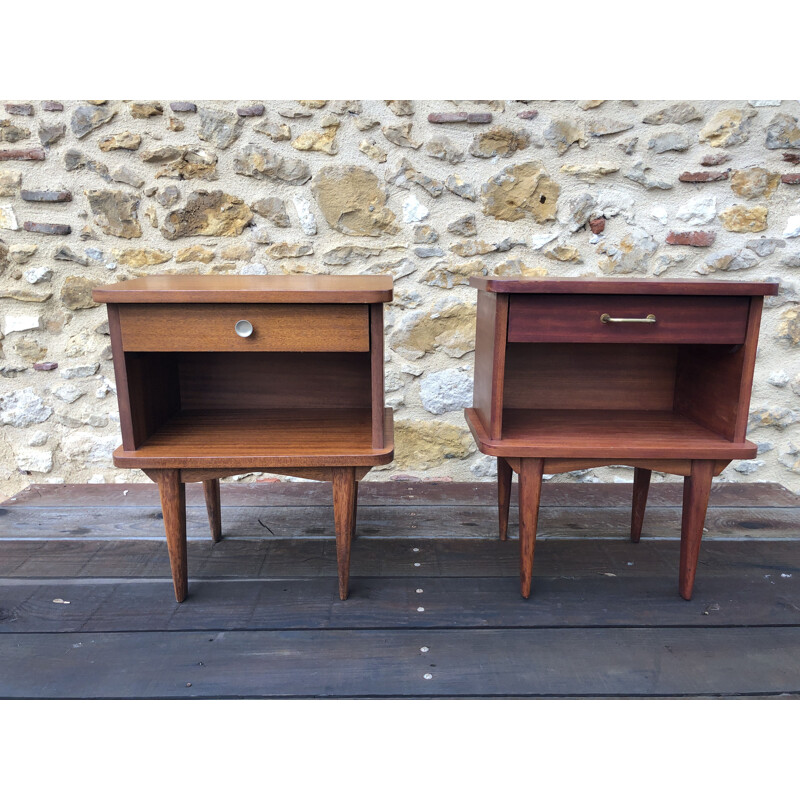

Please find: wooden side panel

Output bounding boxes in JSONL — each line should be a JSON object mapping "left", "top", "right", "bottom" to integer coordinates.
{"left": 503, "top": 343, "right": 677, "bottom": 411}
{"left": 472, "top": 291, "right": 508, "bottom": 439}
{"left": 370, "top": 303, "right": 385, "bottom": 449}
{"left": 106, "top": 304, "right": 136, "bottom": 451}
{"left": 734, "top": 296, "right": 764, "bottom": 441}
{"left": 124, "top": 352, "right": 182, "bottom": 448}
{"left": 673, "top": 300, "right": 764, "bottom": 443}
{"left": 178, "top": 352, "right": 372, "bottom": 410}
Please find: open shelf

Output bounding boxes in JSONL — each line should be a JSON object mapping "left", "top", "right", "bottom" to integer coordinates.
{"left": 465, "top": 408, "right": 757, "bottom": 460}
{"left": 114, "top": 408, "right": 394, "bottom": 469}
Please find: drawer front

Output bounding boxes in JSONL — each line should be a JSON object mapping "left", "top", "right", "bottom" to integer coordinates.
{"left": 118, "top": 303, "right": 369, "bottom": 352}
{"left": 507, "top": 294, "right": 750, "bottom": 344}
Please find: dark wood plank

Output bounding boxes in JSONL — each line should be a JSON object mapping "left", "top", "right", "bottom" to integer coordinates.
{"left": 3, "top": 573, "right": 799, "bottom": 633}
{"left": 3, "top": 539, "right": 799, "bottom": 581}
{"left": 470, "top": 277, "right": 779, "bottom": 296}
{"left": 3, "top": 627, "right": 798, "bottom": 698}
{"left": 3, "top": 501, "right": 799, "bottom": 540}
{"left": 93, "top": 274, "right": 394, "bottom": 304}
{"left": 6, "top": 482, "right": 797, "bottom": 509}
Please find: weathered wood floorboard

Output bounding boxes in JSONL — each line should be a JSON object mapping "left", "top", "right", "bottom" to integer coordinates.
{"left": 3, "top": 504, "right": 799, "bottom": 541}
{"left": 2, "top": 574, "right": 800, "bottom": 633}
{"left": 5, "top": 481, "right": 799, "bottom": 509}
{"left": 3, "top": 628, "right": 800, "bottom": 698}
{"left": 3, "top": 539, "right": 800, "bottom": 579}
{"left": 2, "top": 483, "right": 799, "bottom": 699}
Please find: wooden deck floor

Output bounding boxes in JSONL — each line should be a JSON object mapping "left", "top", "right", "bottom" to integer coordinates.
{"left": 2, "top": 481, "right": 800, "bottom": 698}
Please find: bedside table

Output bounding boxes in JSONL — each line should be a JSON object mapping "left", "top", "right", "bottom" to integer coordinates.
{"left": 465, "top": 277, "right": 778, "bottom": 600}
{"left": 93, "top": 275, "right": 394, "bottom": 602}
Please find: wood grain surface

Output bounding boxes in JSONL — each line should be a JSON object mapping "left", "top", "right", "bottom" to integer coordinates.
{"left": 119, "top": 303, "right": 369, "bottom": 352}
{"left": 94, "top": 274, "right": 394, "bottom": 304}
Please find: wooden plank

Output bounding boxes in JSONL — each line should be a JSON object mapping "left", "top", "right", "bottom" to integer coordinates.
{"left": 2, "top": 573, "right": 799, "bottom": 633}
{"left": 6, "top": 482, "right": 797, "bottom": 509}
{"left": 93, "top": 274, "right": 394, "bottom": 305}
{"left": 2, "top": 627, "right": 799, "bottom": 698}
{"left": 469, "top": 276, "right": 779, "bottom": 297}
{"left": 2, "top": 539, "right": 798, "bottom": 581}
{"left": 3, "top": 502, "right": 799, "bottom": 541}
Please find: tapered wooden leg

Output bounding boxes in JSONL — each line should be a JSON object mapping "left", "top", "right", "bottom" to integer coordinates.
{"left": 154, "top": 469, "right": 188, "bottom": 603}
{"left": 497, "top": 457, "right": 512, "bottom": 541}
{"left": 630, "top": 467, "right": 651, "bottom": 543}
{"left": 519, "top": 458, "right": 544, "bottom": 599}
{"left": 679, "top": 460, "right": 714, "bottom": 601}
{"left": 332, "top": 467, "right": 356, "bottom": 600}
{"left": 351, "top": 481, "right": 359, "bottom": 540}
{"left": 203, "top": 478, "right": 222, "bottom": 543}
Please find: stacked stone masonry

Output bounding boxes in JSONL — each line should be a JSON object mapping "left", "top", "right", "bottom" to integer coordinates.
{"left": 2, "top": 99, "right": 800, "bottom": 497}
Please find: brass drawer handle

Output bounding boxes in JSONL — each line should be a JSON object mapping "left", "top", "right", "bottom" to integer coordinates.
{"left": 234, "top": 319, "right": 254, "bottom": 338}
{"left": 600, "top": 313, "right": 657, "bottom": 324}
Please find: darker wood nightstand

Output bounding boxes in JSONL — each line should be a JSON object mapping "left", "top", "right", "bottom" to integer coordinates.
{"left": 465, "top": 277, "right": 778, "bottom": 600}
{"left": 93, "top": 275, "right": 394, "bottom": 602}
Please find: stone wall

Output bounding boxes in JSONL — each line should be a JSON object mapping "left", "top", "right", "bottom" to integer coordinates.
{"left": 1, "top": 99, "right": 800, "bottom": 498}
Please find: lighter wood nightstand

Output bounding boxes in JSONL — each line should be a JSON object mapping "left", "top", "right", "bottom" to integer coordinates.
{"left": 93, "top": 275, "right": 394, "bottom": 602}
{"left": 465, "top": 277, "right": 778, "bottom": 600}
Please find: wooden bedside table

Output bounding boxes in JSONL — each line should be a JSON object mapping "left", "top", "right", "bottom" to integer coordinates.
{"left": 465, "top": 277, "right": 778, "bottom": 600}
{"left": 93, "top": 275, "right": 394, "bottom": 602}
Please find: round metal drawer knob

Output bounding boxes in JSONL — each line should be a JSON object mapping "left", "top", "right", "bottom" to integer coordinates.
{"left": 234, "top": 319, "right": 254, "bottom": 338}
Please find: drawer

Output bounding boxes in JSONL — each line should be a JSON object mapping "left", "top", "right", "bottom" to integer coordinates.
{"left": 507, "top": 294, "right": 750, "bottom": 344}
{"left": 118, "top": 303, "right": 369, "bottom": 352}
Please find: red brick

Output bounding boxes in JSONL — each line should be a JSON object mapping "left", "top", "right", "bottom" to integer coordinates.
{"left": 679, "top": 171, "right": 729, "bottom": 182}
{"left": 783, "top": 153, "right": 800, "bottom": 165}
{"left": 589, "top": 217, "right": 605, "bottom": 234}
{"left": 0, "top": 148, "right": 46, "bottom": 161}
{"left": 782, "top": 174, "right": 800, "bottom": 184}
{"left": 700, "top": 153, "right": 729, "bottom": 166}
{"left": 666, "top": 231, "right": 716, "bottom": 247}
{"left": 517, "top": 110, "right": 539, "bottom": 120}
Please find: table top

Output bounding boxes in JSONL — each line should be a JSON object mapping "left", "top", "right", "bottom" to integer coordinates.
{"left": 93, "top": 275, "right": 394, "bottom": 304}
{"left": 469, "top": 277, "right": 779, "bottom": 296}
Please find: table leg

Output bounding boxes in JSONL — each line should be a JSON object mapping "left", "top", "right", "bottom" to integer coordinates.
{"left": 351, "top": 480, "right": 359, "bottom": 540}
{"left": 203, "top": 478, "right": 222, "bottom": 543}
{"left": 679, "top": 460, "right": 714, "bottom": 601}
{"left": 332, "top": 467, "right": 356, "bottom": 601}
{"left": 153, "top": 469, "right": 188, "bottom": 603}
{"left": 519, "top": 458, "right": 544, "bottom": 599}
{"left": 630, "top": 467, "right": 651, "bottom": 543}
{"left": 497, "top": 457, "right": 512, "bottom": 541}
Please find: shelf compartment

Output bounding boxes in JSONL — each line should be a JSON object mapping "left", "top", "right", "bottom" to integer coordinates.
{"left": 465, "top": 408, "right": 756, "bottom": 460}
{"left": 114, "top": 408, "right": 394, "bottom": 469}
